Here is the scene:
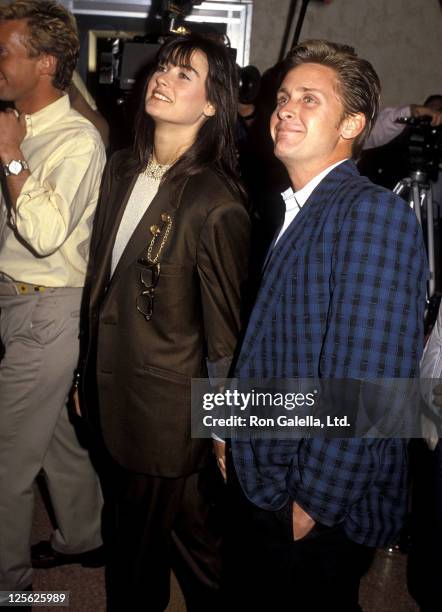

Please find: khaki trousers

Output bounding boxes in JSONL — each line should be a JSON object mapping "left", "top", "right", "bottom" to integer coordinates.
{"left": 0, "top": 283, "right": 103, "bottom": 590}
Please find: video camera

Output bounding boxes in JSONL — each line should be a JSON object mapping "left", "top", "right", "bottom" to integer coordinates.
{"left": 161, "top": 1, "right": 204, "bottom": 33}
{"left": 396, "top": 115, "right": 441, "bottom": 181}
{"left": 98, "top": 0, "right": 260, "bottom": 106}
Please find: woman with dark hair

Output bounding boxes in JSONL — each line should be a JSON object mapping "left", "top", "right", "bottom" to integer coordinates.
{"left": 78, "top": 34, "right": 250, "bottom": 611}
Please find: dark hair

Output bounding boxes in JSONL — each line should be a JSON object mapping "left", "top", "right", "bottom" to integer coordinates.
{"left": 284, "top": 39, "right": 381, "bottom": 157}
{"left": 0, "top": 0, "right": 79, "bottom": 90}
{"left": 424, "top": 95, "right": 442, "bottom": 112}
{"left": 121, "top": 34, "right": 243, "bottom": 198}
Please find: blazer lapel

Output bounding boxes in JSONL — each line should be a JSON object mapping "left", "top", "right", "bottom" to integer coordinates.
{"left": 238, "top": 160, "right": 358, "bottom": 367}
{"left": 105, "top": 177, "right": 188, "bottom": 298}
{"left": 238, "top": 195, "right": 323, "bottom": 366}
{"left": 89, "top": 172, "right": 137, "bottom": 311}
{"left": 262, "top": 188, "right": 324, "bottom": 292}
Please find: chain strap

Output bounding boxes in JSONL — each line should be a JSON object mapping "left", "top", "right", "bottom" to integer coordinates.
{"left": 143, "top": 212, "right": 173, "bottom": 264}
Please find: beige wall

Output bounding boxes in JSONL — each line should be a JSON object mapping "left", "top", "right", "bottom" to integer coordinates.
{"left": 250, "top": 0, "right": 442, "bottom": 107}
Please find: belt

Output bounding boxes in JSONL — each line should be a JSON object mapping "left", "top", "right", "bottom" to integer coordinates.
{"left": 0, "top": 274, "right": 49, "bottom": 295}
{"left": 14, "top": 281, "right": 47, "bottom": 294}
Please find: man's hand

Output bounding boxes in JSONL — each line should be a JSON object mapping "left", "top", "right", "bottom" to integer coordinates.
{"left": 0, "top": 110, "right": 30, "bottom": 209}
{"left": 292, "top": 502, "right": 315, "bottom": 541}
{"left": 0, "top": 109, "right": 26, "bottom": 160}
{"left": 411, "top": 105, "right": 442, "bottom": 126}
{"left": 213, "top": 439, "right": 227, "bottom": 481}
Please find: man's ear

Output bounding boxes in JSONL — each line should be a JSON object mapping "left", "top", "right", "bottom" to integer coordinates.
{"left": 37, "top": 54, "right": 57, "bottom": 80}
{"left": 203, "top": 102, "right": 216, "bottom": 118}
{"left": 340, "top": 112, "right": 366, "bottom": 141}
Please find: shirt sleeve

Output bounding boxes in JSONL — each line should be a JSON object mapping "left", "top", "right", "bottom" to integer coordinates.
{"left": 420, "top": 303, "right": 442, "bottom": 426}
{"left": 364, "top": 105, "right": 411, "bottom": 150}
{"left": 421, "top": 305, "right": 442, "bottom": 379}
{"left": 11, "top": 135, "right": 106, "bottom": 256}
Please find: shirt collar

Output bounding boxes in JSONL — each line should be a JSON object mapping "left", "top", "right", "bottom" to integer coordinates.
{"left": 281, "top": 159, "right": 348, "bottom": 211}
{"left": 23, "top": 94, "right": 71, "bottom": 138}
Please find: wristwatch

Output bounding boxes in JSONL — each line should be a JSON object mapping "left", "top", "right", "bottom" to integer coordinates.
{"left": 3, "top": 159, "right": 29, "bottom": 176}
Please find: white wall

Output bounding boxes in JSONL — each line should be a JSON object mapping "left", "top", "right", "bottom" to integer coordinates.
{"left": 250, "top": 0, "right": 442, "bottom": 107}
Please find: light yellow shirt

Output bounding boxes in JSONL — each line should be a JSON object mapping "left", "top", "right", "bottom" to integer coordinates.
{"left": 0, "top": 95, "right": 106, "bottom": 287}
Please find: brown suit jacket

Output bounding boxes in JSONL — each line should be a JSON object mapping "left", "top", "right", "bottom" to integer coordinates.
{"left": 80, "top": 150, "right": 250, "bottom": 477}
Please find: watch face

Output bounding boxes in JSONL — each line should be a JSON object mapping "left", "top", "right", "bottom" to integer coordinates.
{"left": 8, "top": 160, "right": 23, "bottom": 175}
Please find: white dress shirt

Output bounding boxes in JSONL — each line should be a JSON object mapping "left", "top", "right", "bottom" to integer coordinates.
{"left": 275, "top": 159, "right": 347, "bottom": 245}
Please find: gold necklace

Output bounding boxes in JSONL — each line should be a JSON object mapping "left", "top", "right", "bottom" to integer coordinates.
{"left": 143, "top": 157, "right": 171, "bottom": 181}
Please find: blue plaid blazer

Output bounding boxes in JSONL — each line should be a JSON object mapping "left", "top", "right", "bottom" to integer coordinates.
{"left": 232, "top": 160, "right": 428, "bottom": 547}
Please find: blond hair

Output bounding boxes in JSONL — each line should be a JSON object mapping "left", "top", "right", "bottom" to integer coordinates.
{"left": 0, "top": 0, "right": 79, "bottom": 90}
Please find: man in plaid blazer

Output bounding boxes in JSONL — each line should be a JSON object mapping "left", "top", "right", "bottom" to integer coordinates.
{"left": 226, "top": 40, "right": 428, "bottom": 610}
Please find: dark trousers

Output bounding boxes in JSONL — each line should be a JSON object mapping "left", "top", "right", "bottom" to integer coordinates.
{"left": 105, "top": 461, "right": 223, "bottom": 612}
{"left": 224, "top": 468, "right": 373, "bottom": 612}
{"left": 408, "top": 439, "right": 442, "bottom": 611}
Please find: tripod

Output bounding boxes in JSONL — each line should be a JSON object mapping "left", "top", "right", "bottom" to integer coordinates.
{"left": 394, "top": 170, "right": 436, "bottom": 297}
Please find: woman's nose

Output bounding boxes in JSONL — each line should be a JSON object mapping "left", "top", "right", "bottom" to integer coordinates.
{"left": 156, "top": 73, "right": 167, "bottom": 86}
{"left": 155, "top": 70, "right": 170, "bottom": 87}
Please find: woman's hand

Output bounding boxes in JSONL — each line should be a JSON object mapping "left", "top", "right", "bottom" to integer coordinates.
{"left": 213, "top": 439, "right": 227, "bottom": 481}
{"left": 73, "top": 389, "right": 82, "bottom": 417}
